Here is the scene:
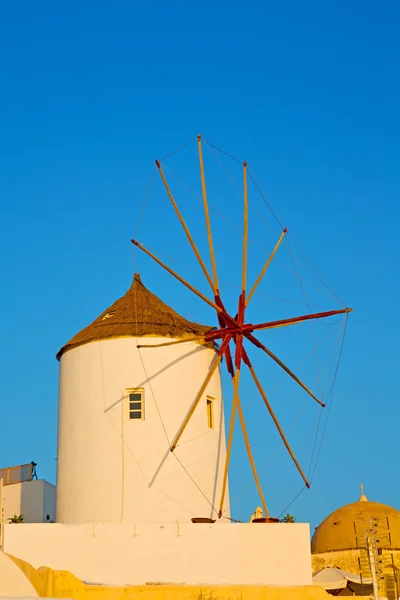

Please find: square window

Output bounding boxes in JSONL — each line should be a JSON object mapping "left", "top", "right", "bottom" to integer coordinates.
{"left": 130, "top": 411, "right": 142, "bottom": 420}
{"left": 130, "top": 393, "right": 141, "bottom": 401}
{"left": 129, "top": 402, "right": 142, "bottom": 410}
{"left": 126, "top": 388, "right": 144, "bottom": 421}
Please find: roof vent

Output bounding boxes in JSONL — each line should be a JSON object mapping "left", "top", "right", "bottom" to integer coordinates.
{"left": 101, "top": 310, "right": 116, "bottom": 320}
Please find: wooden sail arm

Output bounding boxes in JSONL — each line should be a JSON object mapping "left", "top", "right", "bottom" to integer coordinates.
{"left": 242, "top": 161, "right": 248, "bottom": 295}
{"left": 137, "top": 335, "right": 207, "bottom": 348}
{"left": 131, "top": 239, "right": 226, "bottom": 316}
{"left": 249, "top": 308, "right": 353, "bottom": 333}
{"left": 131, "top": 239, "right": 247, "bottom": 333}
{"left": 155, "top": 160, "right": 216, "bottom": 295}
{"left": 197, "top": 135, "right": 219, "bottom": 292}
{"left": 245, "top": 331, "right": 324, "bottom": 406}
{"left": 170, "top": 335, "right": 231, "bottom": 452}
{"left": 137, "top": 334, "right": 234, "bottom": 362}
{"left": 218, "top": 368, "right": 240, "bottom": 518}
{"left": 246, "top": 361, "right": 310, "bottom": 488}
{"left": 202, "top": 307, "right": 353, "bottom": 342}
{"left": 246, "top": 228, "right": 287, "bottom": 307}
{"left": 235, "top": 390, "right": 269, "bottom": 517}
{"left": 232, "top": 162, "right": 249, "bottom": 371}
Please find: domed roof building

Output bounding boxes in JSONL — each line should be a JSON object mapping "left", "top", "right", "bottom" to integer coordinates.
{"left": 312, "top": 489, "right": 400, "bottom": 599}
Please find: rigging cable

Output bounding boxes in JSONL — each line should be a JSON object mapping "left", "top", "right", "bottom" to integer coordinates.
{"left": 278, "top": 406, "right": 319, "bottom": 515}
{"left": 289, "top": 233, "right": 346, "bottom": 307}
{"left": 201, "top": 138, "right": 243, "bottom": 164}
{"left": 286, "top": 236, "right": 322, "bottom": 401}
{"left": 137, "top": 227, "right": 318, "bottom": 309}
{"left": 225, "top": 316, "right": 344, "bottom": 515}
{"left": 151, "top": 487, "right": 195, "bottom": 517}
{"left": 278, "top": 315, "right": 346, "bottom": 510}
{"left": 132, "top": 166, "right": 156, "bottom": 273}
{"left": 246, "top": 322, "right": 341, "bottom": 411}
{"left": 132, "top": 207, "right": 213, "bottom": 516}
{"left": 279, "top": 389, "right": 326, "bottom": 514}
{"left": 204, "top": 141, "right": 278, "bottom": 237}
{"left": 221, "top": 394, "right": 310, "bottom": 516}
{"left": 204, "top": 141, "right": 242, "bottom": 190}
{"left": 204, "top": 142, "right": 280, "bottom": 238}
{"left": 307, "top": 317, "right": 346, "bottom": 479}
{"left": 161, "top": 136, "right": 197, "bottom": 161}
{"left": 161, "top": 136, "right": 344, "bottom": 311}
{"left": 161, "top": 162, "right": 340, "bottom": 303}
{"left": 309, "top": 313, "right": 349, "bottom": 483}
{"left": 278, "top": 485, "right": 307, "bottom": 518}
{"left": 134, "top": 139, "right": 350, "bottom": 520}
{"left": 136, "top": 341, "right": 219, "bottom": 516}
{"left": 134, "top": 166, "right": 156, "bottom": 238}
{"left": 215, "top": 148, "right": 344, "bottom": 308}
{"left": 247, "top": 167, "right": 285, "bottom": 231}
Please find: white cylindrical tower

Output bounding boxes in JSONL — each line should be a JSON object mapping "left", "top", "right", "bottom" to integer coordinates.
{"left": 56, "top": 274, "right": 230, "bottom": 524}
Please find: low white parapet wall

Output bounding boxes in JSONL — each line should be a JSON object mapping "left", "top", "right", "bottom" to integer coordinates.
{"left": 4, "top": 522, "right": 312, "bottom": 586}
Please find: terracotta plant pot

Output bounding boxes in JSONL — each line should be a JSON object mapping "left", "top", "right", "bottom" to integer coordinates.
{"left": 191, "top": 517, "right": 216, "bottom": 523}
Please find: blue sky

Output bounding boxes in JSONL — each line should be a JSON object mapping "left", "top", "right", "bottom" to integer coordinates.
{"left": 1, "top": 1, "right": 399, "bottom": 529}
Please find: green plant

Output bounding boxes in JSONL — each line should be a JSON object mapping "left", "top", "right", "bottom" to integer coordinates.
{"left": 280, "top": 513, "right": 296, "bottom": 523}
{"left": 7, "top": 514, "right": 24, "bottom": 523}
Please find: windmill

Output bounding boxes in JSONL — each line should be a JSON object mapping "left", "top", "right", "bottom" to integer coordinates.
{"left": 132, "top": 135, "right": 352, "bottom": 520}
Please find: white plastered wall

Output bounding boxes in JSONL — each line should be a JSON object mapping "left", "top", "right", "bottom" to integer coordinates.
{"left": 57, "top": 337, "right": 229, "bottom": 524}
{"left": 4, "top": 522, "right": 313, "bottom": 586}
{"left": 2, "top": 480, "right": 56, "bottom": 524}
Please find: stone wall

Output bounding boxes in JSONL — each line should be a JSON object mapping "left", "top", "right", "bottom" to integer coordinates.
{"left": 312, "top": 549, "right": 400, "bottom": 600}
{"left": 312, "top": 549, "right": 363, "bottom": 574}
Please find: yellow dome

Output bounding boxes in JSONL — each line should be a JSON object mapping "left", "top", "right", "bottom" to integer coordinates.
{"left": 312, "top": 498, "right": 400, "bottom": 553}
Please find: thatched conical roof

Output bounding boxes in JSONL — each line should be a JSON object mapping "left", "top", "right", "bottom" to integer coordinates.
{"left": 56, "top": 273, "right": 213, "bottom": 360}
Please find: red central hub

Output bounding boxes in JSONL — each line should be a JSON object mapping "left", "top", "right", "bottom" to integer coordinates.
{"left": 206, "top": 292, "right": 254, "bottom": 377}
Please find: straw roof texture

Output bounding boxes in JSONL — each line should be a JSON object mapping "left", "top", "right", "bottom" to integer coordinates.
{"left": 56, "top": 273, "right": 213, "bottom": 360}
